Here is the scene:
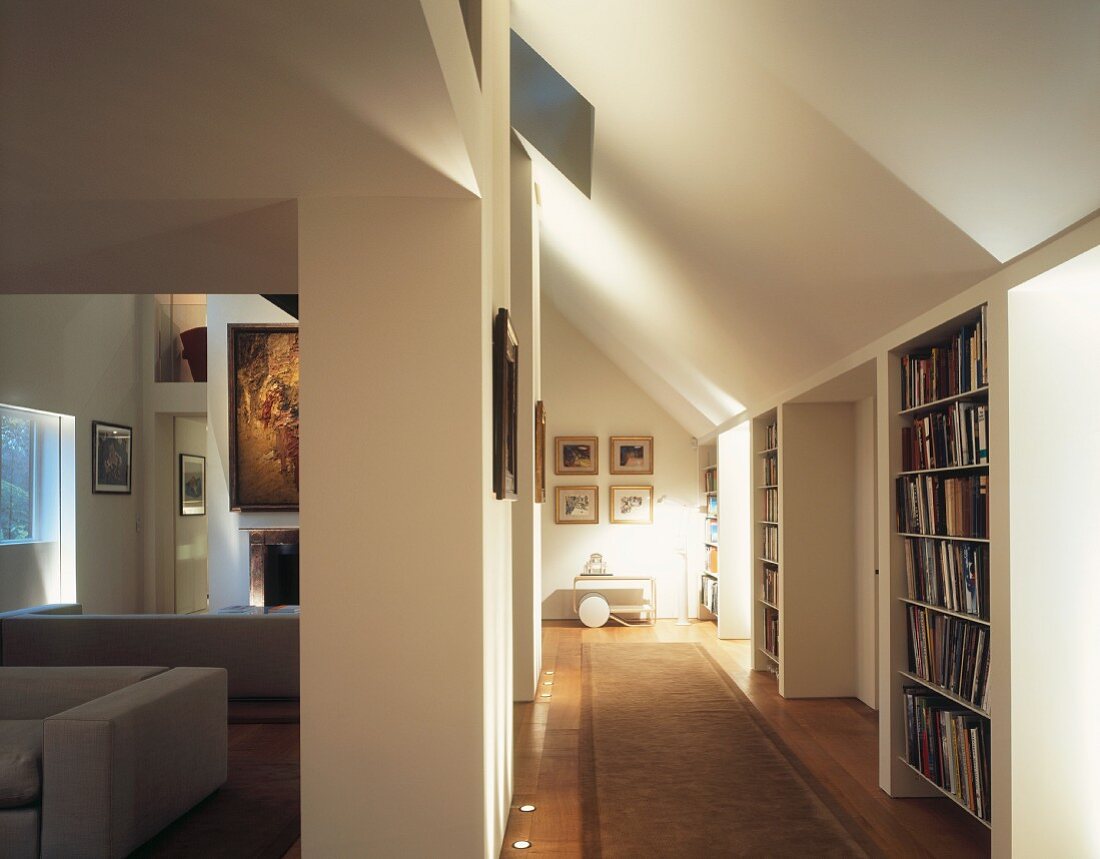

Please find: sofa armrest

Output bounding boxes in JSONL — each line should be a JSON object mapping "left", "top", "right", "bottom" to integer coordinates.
{"left": 40, "top": 667, "right": 227, "bottom": 859}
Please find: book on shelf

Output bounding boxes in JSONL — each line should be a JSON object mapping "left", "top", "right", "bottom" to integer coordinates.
{"left": 763, "top": 487, "right": 778, "bottom": 521}
{"left": 903, "top": 686, "right": 991, "bottom": 822}
{"left": 901, "top": 401, "right": 989, "bottom": 471}
{"left": 705, "top": 545, "right": 718, "bottom": 574}
{"left": 762, "top": 452, "right": 778, "bottom": 485}
{"left": 762, "top": 524, "right": 778, "bottom": 561}
{"left": 906, "top": 604, "right": 990, "bottom": 710}
{"left": 706, "top": 517, "right": 719, "bottom": 544}
{"left": 903, "top": 538, "right": 988, "bottom": 619}
{"left": 763, "top": 607, "right": 779, "bottom": 658}
{"left": 764, "top": 421, "right": 777, "bottom": 450}
{"left": 704, "top": 469, "right": 718, "bottom": 493}
{"left": 700, "top": 574, "right": 718, "bottom": 615}
{"left": 762, "top": 567, "right": 778, "bottom": 604}
{"left": 900, "top": 307, "right": 988, "bottom": 410}
{"left": 895, "top": 473, "right": 989, "bottom": 538}
{"left": 706, "top": 494, "right": 718, "bottom": 517}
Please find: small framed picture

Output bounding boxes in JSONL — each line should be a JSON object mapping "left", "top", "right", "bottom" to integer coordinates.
{"left": 554, "top": 485, "right": 599, "bottom": 524}
{"left": 610, "top": 436, "right": 653, "bottom": 475}
{"left": 610, "top": 485, "right": 653, "bottom": 524}
{"left": 179, "top": 454, "right": 207, "bottom": 516}
{"left": 534, "top": 401, "right": 547, "bottom": 504}
{"left": 92, "top": 421, "right": 133, "bottom": 494}
{"left": 555, "top": 436, "right": 598, "bottom": 475}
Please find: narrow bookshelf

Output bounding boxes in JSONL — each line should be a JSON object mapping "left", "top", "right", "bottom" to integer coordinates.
{"left": 699, "top": 444, "right": 718, "bottom": 621}
{"left": 891, "top": 305, "right": 992, "bottom": 830}
{"left": 752, "top": 410, "right": 779, "bottom": 676}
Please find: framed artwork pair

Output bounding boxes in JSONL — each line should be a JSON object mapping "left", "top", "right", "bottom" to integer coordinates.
{"left": 554, "top": 435, "right": 653, "bottom": 475}
{"left": 554, "top": 484, "right": 654, "bottom": 525}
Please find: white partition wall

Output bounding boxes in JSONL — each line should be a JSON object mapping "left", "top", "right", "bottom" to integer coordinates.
{"left": 716, "top": 422, "right": 751, "bottom": 638}
{"left": 1008, "top": 248, "right": 1100, "bottom": 854}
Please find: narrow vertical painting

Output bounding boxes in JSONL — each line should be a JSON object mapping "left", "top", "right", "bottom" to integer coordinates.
{"left": 228, "top": 324, "right": 300, "bottom": 511}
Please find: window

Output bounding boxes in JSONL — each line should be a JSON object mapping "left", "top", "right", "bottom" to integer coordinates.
{"left": 0, "top": 407, "right": 35, "bottom": 542}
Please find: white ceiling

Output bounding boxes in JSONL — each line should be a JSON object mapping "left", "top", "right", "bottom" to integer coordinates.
{"left": 514, "top": 0, "right": 1100, "bottom": 436}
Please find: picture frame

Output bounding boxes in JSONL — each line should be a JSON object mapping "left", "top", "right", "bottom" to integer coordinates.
{"left": 609, "top": 436, "right": 654, "bottom": 475}
{"left": 554, "top": 485, "right": 599, "bottom": 524}
{"left": 555, "top": 435, "right": 598, "bottom": 475}
{"left": 610, "top": 485, "right": 654, "bottom": 524}
{"left": 179, "top": 454, "right": 206, "bottom": 516}
{"left": 228, "top": 324, "right": 300, "bottom": 511}
{"left": 534, "top": 401, "right": 547, "bottom": 504}
{"left": 493, "top": 308, "right": 519, "bottom": 501}
{"left": 92, "top": 421, "right": 133, "bottom": 494}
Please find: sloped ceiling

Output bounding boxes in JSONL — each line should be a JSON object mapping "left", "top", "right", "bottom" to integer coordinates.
{"left": 0, "top": 0, "right": 476, "bottom": 289}
{"left": 513, "top": 0, "right": 1100, "bottom": 437}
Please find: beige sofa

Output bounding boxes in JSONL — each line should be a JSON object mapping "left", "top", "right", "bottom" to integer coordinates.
{"left": 0, "top": 665, "right": 227, "bottom": 858}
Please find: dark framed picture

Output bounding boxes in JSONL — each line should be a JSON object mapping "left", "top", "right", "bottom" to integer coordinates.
{"left": 555, "top": 436, "right": 598, "bottom": 475}
{"left": 610, "top": 436, "right": 653, "bottom": 475}
{"left": 92, "top": 421, "right": 132, "bottom": 494}
{"left": 534, "top": 401, "right": 547, "bottom": 504}
{"left": 610, "top": 485, "right": 654, "bottom": 524}
{"left": 179, "top": 454, "right": 206, "bottom": 516}
{"left": 228, "top": 324, "right": 299, "bottom": 511}
{"left": 493, "top": 308, "right": 519, "bottom": 501}
{"left": 554, "top": 485, "right": 598, "bottom": 524}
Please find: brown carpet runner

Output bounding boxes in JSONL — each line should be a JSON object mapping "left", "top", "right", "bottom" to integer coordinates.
{"left": 580, "top": 643, "right": 876, "bottom": 858}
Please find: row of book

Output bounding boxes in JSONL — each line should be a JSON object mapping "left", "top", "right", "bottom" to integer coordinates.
{"left": 896, "top": 473, "right": 989, "bottom": 538}
{"left": 762, "top": 524, "right": 778, "bottom": 561}
{"left": 904, "top": 686, "right": 991, "bottom": 822}
{"left": 901, "top": 401, "right": 989, "bottom": 471}
{"left": 907, "top": 605, "right": 990, "bottom": 711}
{"left": 703, "top": 468, "right": 717, "bottom": 493}
{"left": 762, "top": 453, "right": 777, "bottom": 486}
{"left": 762, "top": 567, "right": 778, "bottom": 604}
{"left": 762, "top": 487, "right": 778, "bottom": 522}
{"left": 903, "top": 538, "right": 988, "bottom": 619}
{"left": 701, "top": 574, "right": 718, "bottom": 615}
{"left": 706, "top": 494, "right": 718, "bottom": 517}
{"left": 705, "top": 545, "right": 718, "bottom": 575}
{"left": 763, "top": 421, "right": 777, "bottom": 450}
{"left": 706, "top": 517, "right": 719, "bottom": 544}
{"left": 763, "top": 607, "right": 779, "bottom": 659}
{"left": 900, "top": 307, "right": 988, "bottom": 410}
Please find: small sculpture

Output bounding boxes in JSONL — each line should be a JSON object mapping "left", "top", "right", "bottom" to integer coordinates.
{"left": 582, "top": 553, "right": 609, "bottom": 576}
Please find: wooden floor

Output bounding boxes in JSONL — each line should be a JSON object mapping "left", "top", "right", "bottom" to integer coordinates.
{"left": 501, "top": 620, "right": 990, "bottom": 858}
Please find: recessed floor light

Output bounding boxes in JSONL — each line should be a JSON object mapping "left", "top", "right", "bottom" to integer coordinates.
{"left": 513, "top": 840, "right": 532, "bottom": 849}
{"left": 542, "top": 681, "right": 553, "bottom": 686}
{"left": 544, "top": 670, "right": 554, "bottom": 675}
{"left": 519, "top": 804, "right": 536, "bottom": 812}
{"left": 540, "top": 693, "right": 551, "bottom": 698}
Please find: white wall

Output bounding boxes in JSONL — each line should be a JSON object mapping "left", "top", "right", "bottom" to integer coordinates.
{"left": 1008, "top": 249, "right": 1100, "bottom": 854}
{"left": 540, "top": 299, "right": 701, "bottom": 619}
{"left": 853, "top": 395, "right": 877, "bottom": 708}
{"left": 173, "top": 416, "right": 208, "bottom": 613}
{"left": 0, "top": 294, "right": 142, "bottom": 612}
{"left": 205, "top": 294, "right": 298, "bottom": 610}
{"left": 717, "top": 422, "right": 751, "bottom": 638}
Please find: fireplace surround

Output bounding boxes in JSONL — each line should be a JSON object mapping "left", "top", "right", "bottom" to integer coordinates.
{"left": 245, "top": 528, "right": 299, "bottom": 607}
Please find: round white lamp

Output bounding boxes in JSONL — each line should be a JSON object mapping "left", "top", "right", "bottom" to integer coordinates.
{"left": 577, "top": 592, "right": 611, "bottom": 628}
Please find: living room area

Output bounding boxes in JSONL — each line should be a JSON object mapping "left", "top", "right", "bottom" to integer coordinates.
{"left": 0, "top": 292, "right": 302, "bottom": 857}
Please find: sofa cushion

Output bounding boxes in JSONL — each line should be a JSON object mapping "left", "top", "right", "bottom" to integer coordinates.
{"left": 0, "top": 720, "right": 42, "bottom": 807}
{"left": 0, "top": 666, "right": 167, "bottom": 720}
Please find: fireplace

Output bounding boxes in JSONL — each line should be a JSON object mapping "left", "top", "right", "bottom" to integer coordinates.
{"left": 245, "top": 528, "right": 299, "bottom": 607}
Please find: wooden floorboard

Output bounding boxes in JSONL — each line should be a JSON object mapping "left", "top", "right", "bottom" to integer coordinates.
{"left": 501, "top": 619, "right": 990, "bottom": 858}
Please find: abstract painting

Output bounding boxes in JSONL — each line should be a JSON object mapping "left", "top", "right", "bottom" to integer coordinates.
{"left": 555, "top": 436, "right": 598, "bottom": 475}
{"left": 228, "top": 324, "right": 299, "bottom": 511}
{"left": 92, "top": 421, "right": 132, "bottom": 494}
{"left": 179, "top": 453, "right": 206, "bottom": 516}
{"left": 610, "top": 436, "right": 653, "bottom": 475}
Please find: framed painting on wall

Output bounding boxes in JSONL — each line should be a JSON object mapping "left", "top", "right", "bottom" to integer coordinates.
{"left": 493, "top": 308, "right": 519, "bottom": 501}
{"left": 534, "top": 401, "right": 547, "bottom": 504}
{"left": 555, "top": 485, "right": 599, "bottom": 524}
{"left": 179, "top": 453, "right": 206, "bottom": 516}
{"left": 92, "top": 421, "right": 132, "bottom": 494}
{"left": 228, "top": 324, "right": 299, "bottom": 511}
{"left": 555, "top": 436, "right": 598, "bottom": 475}
{"left": 610, "top": 485, "right": 654, "bottom": 524}
{"left": 610, "top": 436, "right": 653, "bottom": 475}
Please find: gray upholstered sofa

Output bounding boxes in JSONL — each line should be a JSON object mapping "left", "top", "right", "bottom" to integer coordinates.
{"left": 0, "top": 612, "right": 299, "bottom": 701}
{"left": 0, "top": 665, "right": 227, "bottom": 858}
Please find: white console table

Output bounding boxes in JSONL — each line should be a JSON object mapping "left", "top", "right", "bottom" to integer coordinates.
{"left": 572, "top": 576, "right": 657, "bottom": 627}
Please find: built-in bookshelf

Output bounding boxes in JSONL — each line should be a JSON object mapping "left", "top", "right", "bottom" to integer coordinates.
{"left": 892, "top": 305, "right": 992, "bottom": 829}
{"left": 752, "top": 411, "right": 779, "bottom": 675}
{"left": 700, "top": 445, "right": 718, "bottom": 621}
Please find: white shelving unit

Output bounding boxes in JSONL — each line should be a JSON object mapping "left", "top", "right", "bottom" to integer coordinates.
{"left": 699, "top": 443, "right": 718, "bottom": 621}
{"left": 751, "top": 410, "right": 779, "bottom": 676}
